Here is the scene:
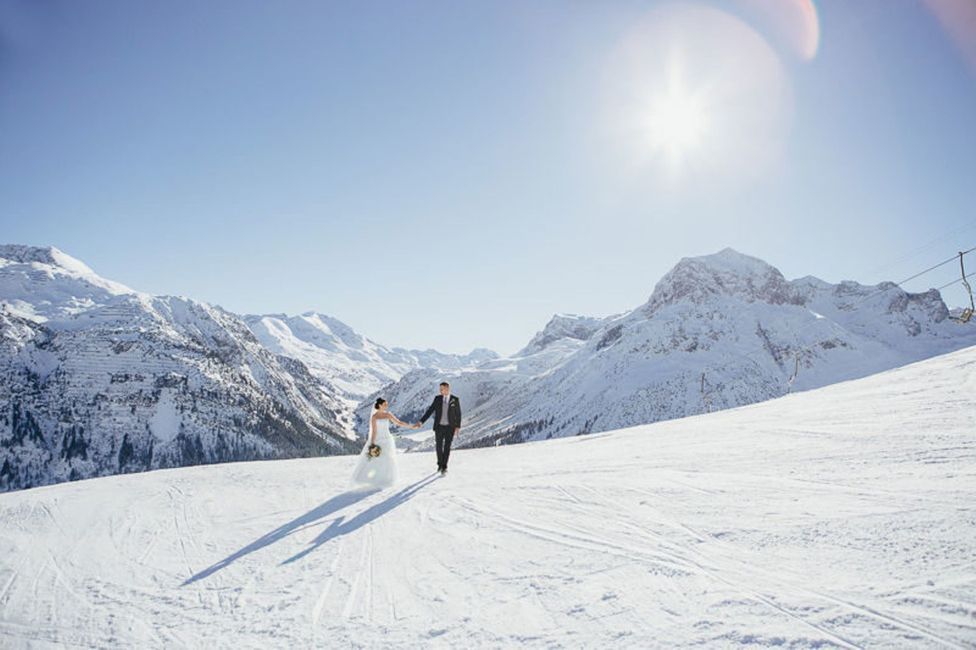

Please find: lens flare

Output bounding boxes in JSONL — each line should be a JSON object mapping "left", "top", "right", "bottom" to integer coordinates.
{"left": 734, "top": 0, "right": 820, "bottom": 61}
{"left": 923, "top": 0, "right": 976, "bottom": 76}
{"left": 601, "top": 4, "right": 793, "bottom": 188}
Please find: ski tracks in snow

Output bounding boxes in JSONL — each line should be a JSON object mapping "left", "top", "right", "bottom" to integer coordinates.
{"left": 452, "top": 479, "right": 967, "bottom": 649}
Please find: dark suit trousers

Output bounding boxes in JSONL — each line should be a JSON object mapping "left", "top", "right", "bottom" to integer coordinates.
{"left": 433, "top": 424, "right": 455, "bottom": 470}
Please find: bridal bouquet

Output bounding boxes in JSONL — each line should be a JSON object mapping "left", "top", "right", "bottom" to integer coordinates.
{"left": 367, "top": 443, "right": 382, "bottom": 458}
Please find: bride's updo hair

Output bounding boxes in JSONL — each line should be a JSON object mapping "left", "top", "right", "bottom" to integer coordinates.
{"left": 374, "top": 397, "right": 387, "bottom": 410}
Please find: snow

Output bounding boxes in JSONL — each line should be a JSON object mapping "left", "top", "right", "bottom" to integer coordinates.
{"left": 19, "top": 347, "right": 59, "bottom": 383}
{"left": 680, "top": 246, "right": 778, "bottom": 277}
{"left": 0, "top": 254, "right": 357, "bottom": 492}
{"left": 371, "top": 248, "right": 976, "bottom": 450}
{"left": 149, "top": 389, "right": 181, "bottom": 443}
{"left": 1, "top": 345, "right": 974, "bottom": 647}
{"left": 244, "top": 312, "right": 497, "bottom": 401}
{"left": 0, "top": 245, "right": 137, "bottom": 321}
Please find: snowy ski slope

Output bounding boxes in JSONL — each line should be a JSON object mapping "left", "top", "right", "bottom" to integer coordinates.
{"left": 1, "top": 345, "right": 974, "bottom": 648}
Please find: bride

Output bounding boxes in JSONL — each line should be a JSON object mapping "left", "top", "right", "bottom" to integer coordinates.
{"left": 349, "top": 397, "right": 418, "bottom": 489}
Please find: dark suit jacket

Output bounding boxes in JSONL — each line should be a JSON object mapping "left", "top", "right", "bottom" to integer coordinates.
{"left": 420, "top": 394, "right": 462, "bottom": 429}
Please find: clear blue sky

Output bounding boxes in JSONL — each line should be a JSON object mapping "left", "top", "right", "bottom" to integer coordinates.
{"left": 2, "top": 0, "right": 974, "bottom": 355}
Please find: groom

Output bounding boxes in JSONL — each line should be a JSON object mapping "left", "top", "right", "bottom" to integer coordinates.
{"left": 416, "top": 381, "right": 461, "bottom": 476}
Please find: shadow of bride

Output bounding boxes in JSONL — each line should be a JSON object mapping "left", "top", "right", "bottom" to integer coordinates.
{"left": 181, "top": 472, "right": 439, "bottom": 586}
{"left": 281, "top": 472, "right": 440, "bottom": 566}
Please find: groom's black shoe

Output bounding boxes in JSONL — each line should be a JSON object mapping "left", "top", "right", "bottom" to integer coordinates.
{"left": 440, "top": 467, "right": 447, "bottom": 476}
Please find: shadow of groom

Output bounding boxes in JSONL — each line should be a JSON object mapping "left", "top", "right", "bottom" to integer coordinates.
{"left": 281, "top": 472, "right": 440, "bottom": 565}
{"left": 182, "top": 472, "right": 439, "bottom": 586}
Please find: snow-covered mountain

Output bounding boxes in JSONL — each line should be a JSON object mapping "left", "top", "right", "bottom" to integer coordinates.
{"left": 2, "top": 343, "right": 973, "bottom": 647}
{"left": 0, "top": 244, "right": 138, "bottom": 319}
{"left": 366, "top": 247, "right": 976, "bottom": 449}
{"left": 5, "top": 243, "right": 973, "bottom": 493}
{"left": 0, "top": 246, "right": 359, "bottom": 493}
{"left": 244, "top": 312, "right": 497, "bottom": 401}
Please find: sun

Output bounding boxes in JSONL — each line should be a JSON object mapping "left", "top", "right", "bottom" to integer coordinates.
{"left": 605, "top": 5, "right": 794, "bottom": 187}
{"left": 645, "top": 73, "right": 709, "bottom": 169}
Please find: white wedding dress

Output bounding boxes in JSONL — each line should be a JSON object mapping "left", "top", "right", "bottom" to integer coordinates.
{"left": 349, "top": 415, "right": 399, "bottom": 489}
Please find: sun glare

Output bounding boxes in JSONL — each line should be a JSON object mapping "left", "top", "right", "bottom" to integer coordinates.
{"left": 647, "top": 86, "right": 708, "bottom": 164}
{"left": 604, "top": 4, "right": 794, "bottom": 188}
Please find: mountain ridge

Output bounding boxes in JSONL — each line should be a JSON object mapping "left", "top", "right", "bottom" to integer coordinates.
{"left": 0, "top": 247, "right": 359, "bottom": 492}
{"left": 362, "top": 247, "right": 976, "bottom": 449}
{"left": 243, "top": 311, "right": 498, "bottom": 401}
{"left": 4, "top": 243, "right": 974, "bottom": 491}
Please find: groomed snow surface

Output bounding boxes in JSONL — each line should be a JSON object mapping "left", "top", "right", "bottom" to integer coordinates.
{"left": 1, "top": 346, "right": 974, "bottom": 648}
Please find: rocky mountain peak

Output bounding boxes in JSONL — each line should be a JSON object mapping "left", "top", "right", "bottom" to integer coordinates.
{"left": 0, "top": 244, "right": 137, "bottom": 320}
{"left": 518, "top": 313, "right": 605, "bottom": 356}
{"left": 0, "top": 245, "right": 116, "bottom": 281}
{"left": 0, "top": 244, "right": 66, "bottom": 266}
{"left": 644, "top": 247, "right": 802, "bottom": 313}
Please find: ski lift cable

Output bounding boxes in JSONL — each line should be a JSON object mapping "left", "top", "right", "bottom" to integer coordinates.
{"left": 864, "top": 222, "right": 976, "bottom": 277}
{"left": 936, "top": 270, "right": 976, "bottom": 291}
{"left": 891, "top": 244, "right": 975, "bottom": 288}
{"left": 767, "top": 246, "right": 976, "bottom": 344}
{"left": 942, "top": 251, "right": 975, "bottom": 323}
{"left": 698, "top": 244, "right": 976, "bottom": 397}
{"left": 770, "top": 244, "right": 975, "bottom": 347}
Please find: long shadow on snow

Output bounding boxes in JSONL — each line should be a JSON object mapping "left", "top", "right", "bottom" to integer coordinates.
{"left": 182, "top": 472, "right": 439, "bottom": 585}
{"left": 281, "top": 472, "right": 440, "bottom": 565}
